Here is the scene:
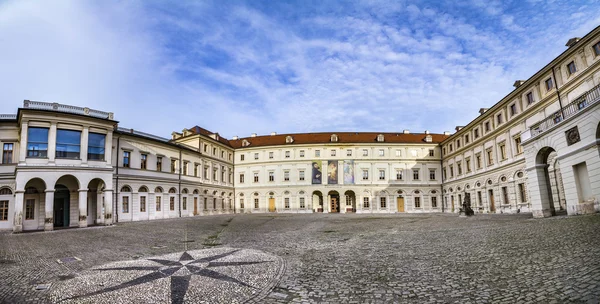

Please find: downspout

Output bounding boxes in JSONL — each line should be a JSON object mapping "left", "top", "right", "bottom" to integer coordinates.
{"left": 178, "top": 148, "right": 182, "bottom": 218}
{"left": 115, "top": 134, "right": 120, "bottom": 223}
{"left": 551, "top": 66, "right": 565, "bottom": 118}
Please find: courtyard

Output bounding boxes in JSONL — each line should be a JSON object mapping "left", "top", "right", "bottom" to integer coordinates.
{"left": 1, "top": 213, "right": 599, "bottom": 303}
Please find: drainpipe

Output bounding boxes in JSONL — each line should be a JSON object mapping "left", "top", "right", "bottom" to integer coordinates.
{"left": 178, "top": 148, "right": 182, "bottom": 218}
{"left": 551, "top": 66, "right": 565, "bottom": 118}
{"left": 115, "top": 134, "right": 120, "bottom": 223}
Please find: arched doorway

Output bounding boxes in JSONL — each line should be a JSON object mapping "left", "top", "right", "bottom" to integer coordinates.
{"left": 23, "top": 178, "right": 46, "bottom": 231}
{"left": 397, "top": 190, "right": 405, "bottom": 212}
{"left": 268, "top": 192, "right": 276, "bottom": 212}
{"left": 534, "top": 147, "right": 565, "bottom": 217}
{"left": 54, "top": 175, "right": 79, "bottom": 228}
{"left": 344, "top": 190, "right": 356, "bottom": 212}
{"left": 87, "top": 178, "right": 106, "bottom": 226}
{"left": 312, "top": 191, "right": 323, "bottom": 212}
{"left": 328, "top": 191, "right": 340, "bottom": 213}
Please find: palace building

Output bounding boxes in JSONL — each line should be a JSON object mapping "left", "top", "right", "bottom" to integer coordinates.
{"left": 1, "top": 27, "right": 600, "bottom": 232}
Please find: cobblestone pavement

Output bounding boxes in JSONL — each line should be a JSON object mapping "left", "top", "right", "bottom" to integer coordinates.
{"left": 1, "top": 213, "right": 599, "bottom": 303}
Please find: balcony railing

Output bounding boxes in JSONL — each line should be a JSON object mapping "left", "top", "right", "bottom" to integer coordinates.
{"left": 0, "top": 114, "right": 17, "bottom": 120}
{"left": 522, "top": 83, "right": 600, "bottom": 142}
{"left": 23, "top": 100, "right": 114, "bottom": 120}
{"left": 116, "top": 127, "right": 170, "bottom": 142}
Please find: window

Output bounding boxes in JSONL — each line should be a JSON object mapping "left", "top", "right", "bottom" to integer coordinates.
{"left": 331, "top": 149, "right": 336, "bottom": 157}
{"left": 476, "top": 154, "right": 482, "bottom": 169}
{"left": 487, "top": 149, "right": 494, "bottom": 165}
{"left": 429, "top": 149, "right": 434, "bottom": 157}
{"left": 254, "top": 198, "right": 259, "bottom": 209}
{"left": 379, "top": 169, "right": 385, "bottom": 180}
{"left": 501, "top": 186, "right": 509, "bottom": 205}
{"left": 213, "top": 147, "right": 217, "bottom": 155}
{"left": 122, "top": 196, "right": 129, "bottom": 213}
{"left": 140, "top": 154, "right": 147, "bottom": 170}
{"left": 395, "top": 150, "right": 402, "bottom": 157}
{"left": 515, "top": 137, "right": 523, "bottom": 154}
{"left": 380, "top": 197, "right": 386, "bottom": 208}
{"left": 466, "top": 158, "right": 471, "bottom": 172}
{"left": 413, "top": 169, "right": 419, "bottom": 180}
{"left": 0, "top": 201, "right": 7, "bottom": 221}
{"left": 347, "top": 149, "right": 352, "bottom": 156}
{"left": 477, "top": 191, "right": 483, "bottom": 206}
{"left": 474, "top": 129, "right": 479, "bottom": 139}
{"left": 429, "top": 169, "right": 436, "bottom": 180}
{"left": 171, "top": 159, "right": 178, "bottom": 173}
{"left": 229, "top": 153, "right": 232, "bottom": 161}
{"left": 594, "top": 41, "right": 600, "bottom": 56}
{"left": 254, "top": 153, "right": 259, "bottom": 160}
{"left": 362, "top": 149, "right": 368, "bottom": 156}
{"left": 465, "top": 134, "right": 469, "bottom": 144}
{"left": 221, "top": 166, "right": 226, "bottom": 182}
{"left": 221, "top": 151, "right": 225, "bottom": 159}
{"left": 431, "top": 196, "right": 437, "bottom": 208}
{"left": 213, "top": 197, "right": 217, "bottom": 209}
{"left": 204, "top": 166, "right": 209, "bottom": 179}
{"left": 362, "top": 169, "right": 369, "bottom": 180}
{"left": 545, "top": 77, "right": 553, "bottom": 91}
{"left": 299, "top": 197, "right": 305, "bottom": 209}
{"left": 240, "top": 154, "right": 245, "bottom": 161}
{"left": 449, "top": 165, "right": 454, "bottom": 177}
{"left": 2, "top": 143, "right": 13, "bottom": 164}
{"left": 240, "top": 173, "right": 245, "bottom": 183}
{"left": 525, "top": 92, "right": 534, "bottom": 105}
{"left": 182, "top": 197, "right": 187, "bottom": 210}
{"left": 194, "top": 164, "right": 198, "bottom": 177}
{"left": 396, "top": 170, "right": 403, "bottom": 180}
{"left": 285, "top": 151, "right": 290, "bottom": 158}
{"left": 457, "top": 163, "right": 462, "bottom": 175}
{"left": 25, "top": 199, "right": 35, "bottom": 220}
{"left": 518, "top": 183, "right": 527, "bottom": 202}
{"left": 567, "top": 61, "right": 576, "bottom": 75}
{"left": 315, "top": 150, "right": 320, "bottom": 157}
{"left": 299, "top": 150, "right": 305, "bottom": 157}
{"left": 449, "top": 144, "right": 453, "bottom": 152}
{"left": 299, "top": 170, "right": 305, "bottom": 181}
{"left": 87, "top": 133, "right": 105, "bottom": 160}
{"left": 442, "top": 167, "right": 447, "bottom": 180}
{"left": 253, "top": 172, "right": 259, "bottom": 183}
{"left": 213, "top": 168, "right": 218, "bottom": 180}
{"left": 27, "top": 127, "right": 49, "bottom": 158}
{"left": 484, "top": 122, "right": 490, "bottom": 132}
{"left": 499, "top": 144, "right": 507, "bottom": 160}
{"left": 510, "top": 104, "right": 517, "bottom": 116}
{"left": 378, "top": 149, "right": 384, "bottom": 157}
{"left": 140, "top": 196, "right": 146, "bottom": 212}
{"left": 497, "top": 113, "right": 503, "bottom": 124}
{"left": 284, "top": 198, "right": 290, "bottom": 209}
{"left": 284, "top": 171, "right": 290, "bottom": 181}
{"left": 363, "top": 197, "right": 370, "bottom": 208}
{"left": 157, "top": 157, "right": 162, "bottom": 171}
{"left": 156, "top": 196, "right": 161, "bottom": 211}
{"left": 56, "top": 129, "right": 81, "bottom": 158}
{"left": 269, "top": 152, "right": 274, "bottom": 159}
{"left": 443, "top": 148, "right": 446, "bottom": 155}
{"left": 456, "top": 140, "right": 460, "bottom": 148}
{"left": 170, "top": 197, "right": 175, "bottom": 211}
{"left": 240, "top": 199, "right": 245, "bottom": 209}
{"left": 414, "top": 197, "right": 421, "bottom": 208}
{"left": 269, "top": 171, "right": 275, "bottom": 182}
{"left": 182, "top": 162, "right": 188, "bottom": 175}
{"left": 123, "top": 151, "right": 130, "bottom": 168}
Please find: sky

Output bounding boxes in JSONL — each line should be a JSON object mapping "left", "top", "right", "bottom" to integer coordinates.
{"left": 1, "top": 0, "right": 599, "bottom": 139}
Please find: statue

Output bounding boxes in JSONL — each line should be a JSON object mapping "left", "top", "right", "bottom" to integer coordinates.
{"left": 459, "top": 193, "right": 474, "bottom": 216}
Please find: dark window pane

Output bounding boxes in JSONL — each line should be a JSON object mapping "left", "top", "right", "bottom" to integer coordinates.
{"left": 88, "top": 133, "right": 105, "bottom": 160}
{"left": 27, "top": 128, "right": 49, "bottom": 158}
{"left": 56, "top": 129, "right": 81, "bottom": 158}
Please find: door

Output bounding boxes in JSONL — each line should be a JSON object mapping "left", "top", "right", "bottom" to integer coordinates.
{"left": 193, "top": 197, "right": 198, "bottom": 215}
{"left": 268, "top": 198, "right": 276, "bottom": 212}
{"left": 331, "top": 197, "right": 338, "bottom": 213}
{"left": 488, "top": 189, "right": 495, "bottom": 212}
{"left": 451, "top": 196, "right": 455, "bottom": 211}
{"left": 397, "top": 197, "right": 405, "bottom": 212}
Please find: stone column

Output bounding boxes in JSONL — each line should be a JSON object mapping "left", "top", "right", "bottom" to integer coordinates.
{"left": 529, "top": 165, "right": 554, "bottom": 218}
{"left": 96, "top": 191, "right": 104, "bottom": 225}
{"left": 44, "top": 190, "right": 55, "bottom": 231}
{"left": 81, "top": 126, "right": 89, "bottom": 164}
{"left": 105, "top": 131, "right": 113, "bottom": 166}
{"left": 104, "top": 189, "right": 113, "bottom": 225}
{"left": 78, "top": 189, "right": 88, "bottom": 228}
{"left": 19, "top": 123, "right": 28, "bottom": 163}
{"left": 48, "top": 123, "right": 57, "bottom": 163}
{"left": 13, "top": 191, "right": 24, "bottom": 233}
{"left": 340, "top": 194, "right": 346, "bottom": 213}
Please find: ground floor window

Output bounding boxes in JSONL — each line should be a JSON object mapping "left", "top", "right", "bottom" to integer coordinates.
{"left": 477, "top": 191, "right": 482, "bottom": 206}
{"left": 140, "top": 196, "right": 146, "bottom": 212}
{"left": 0, "top": 200, "right": 8, "bottom": 220}
{"left": 204, "top": 197, "right": 207, "bottom": 210}
{"left": 285, "top": 198, "right": 290, "bottom": 209}
{"left": 518, "top": 183, "right": 527, "bottom": 202}
{"left": 299, "top": 197, "right": 305, "bottom": 209}
{"left": 380, "top": 197, "right": 386, "bottom": 208}
{"left": 213, "top": 198, "right": 216, "bottom": 210}
{"left": 156, "top": 196, "right": 161, "bottom": 211}
{"left": 254, "top": 198, "right": 259, "bottom": 209}
{"left": 25, "top": 199, "right": 35, "bottom": 220}
{"left": 170, "top": 197, "right": 175, "bottom": 211}
{"left": 183, "top": 197, "right": 187, "bottom": 210}
{"left": 414, "top": 197, "right": 421, "bottom": 208}
{"left": 122, "top": 196, "right": 129, "bottom": 213}
{"left": 240, "top": 199, "right": 245, "bottom": 209}
{"left": 363, "top": 197, "right": 369, "bottom": 208}
{"left": 502, "top": 187, "right": 509, "bottom": 205}
{"left": 431, "top": 196, "right": 437, "bottom": 208}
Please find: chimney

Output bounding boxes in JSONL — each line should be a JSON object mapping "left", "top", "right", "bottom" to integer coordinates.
{"left": 565, "top": 37, "right": 580, "bottom": 48}
{"left": 403, "top": 129, "right": 410, "bottom": 134}
{"left": 251, "top": 133, "right": 257, "bottom": 137}
{"left": 424, "top": 130, "right": 430, "bottom": 134}
{"left": 232, "top": 136, "right": 238, "bottom": 140}
{"left": 270, "top": 132, "right": 277, "bottom": 136}
{"left": 479, "top": 108, "right": 489, "bottom": 115}
{"left": 443, "top": 131, "right": 451, "bottom": 136}
{"left": 455, "top": 126, "right": 464, "bottom": 132}
{"left": 513, "top": 80, "right": 526, "bottom": 88}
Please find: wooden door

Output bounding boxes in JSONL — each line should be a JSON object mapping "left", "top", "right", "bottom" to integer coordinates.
{"left": 397, "top": 197, "right": 405, "bottom": 212}
{"left": 268, "top": 198, "right": 276, "bottom": 212}
{"left": 488, "top": 190, "right": 495, "bottom": 212}
{"left": 193, "top": 197, "right": 198, "bottom": 215}
{"left": 331, "top": 197, "right": 338, "bottom": 213}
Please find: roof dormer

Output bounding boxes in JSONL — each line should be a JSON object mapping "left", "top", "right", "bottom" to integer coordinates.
{"left": 242, "top": 139, "right": 250, "bottom": 147}
{"left": 330, "top": 134, "right": 338, "bottom": 142}
{"left": 285, "top": 136, "right": 294, "bottom": 144}
{"left": 376, "top": 134, "right": 385, "bottom": 142}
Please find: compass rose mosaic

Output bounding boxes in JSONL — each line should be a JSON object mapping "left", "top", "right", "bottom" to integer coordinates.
{"left": 50, "top": 248, "right": 284, "bottom": 303}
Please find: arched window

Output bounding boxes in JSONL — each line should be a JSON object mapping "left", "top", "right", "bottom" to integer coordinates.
{"left": 330, "top": 134, "right": 338, "bottom": 142}
{"left": 155, "top": 187, "right": 163, "bottom": 193}
{"left": 138, "top": 186, "right": 148, "bottom": 192}
{"left": 168, "top": 187, "right": 177, "bottom": 194}
{"left": 182, "top": 188, "right": 188, "bottom": 194}
{"left": 121, "top": 186, "right": 131, "bottom": 192}
{"left": 0, "top": 187, "right": 12, "bottom": 195}
{"left": 193, "top": 189, "right": 199, "bottom": 195}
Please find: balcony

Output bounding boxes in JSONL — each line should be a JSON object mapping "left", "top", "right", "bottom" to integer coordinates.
{"left": 522, "top": 83, "right": 600, "bottom": 142}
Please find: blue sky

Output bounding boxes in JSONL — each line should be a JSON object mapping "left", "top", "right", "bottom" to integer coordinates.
{"left": 1, "top": 0, "right": 599, "bottom": 138}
